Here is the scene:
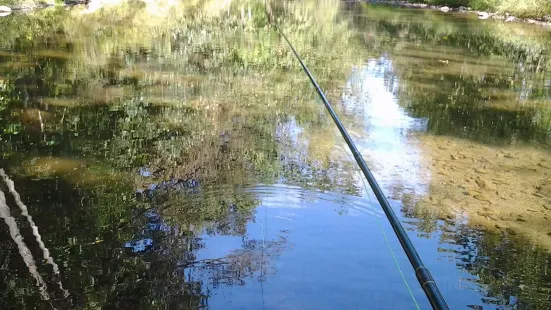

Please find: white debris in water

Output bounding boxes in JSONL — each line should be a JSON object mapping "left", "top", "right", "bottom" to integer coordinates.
{"left": 478, "top": 12, "right": 490, "bottom": 20}
{"left": 0, "top": 5, "right": 12, "bottom": 17}
{"left": 0, "top": 170, "right": 61, "bottom": 274}
{"left": 0, "top": 169, "right": 69, "bottom": 298}
{"left": 0, "top": 190, "right": 51, "bottom": 301}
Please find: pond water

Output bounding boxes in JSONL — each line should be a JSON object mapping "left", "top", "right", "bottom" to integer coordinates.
{"left": 0, "top": 1, "right": 551, "bottom": 309}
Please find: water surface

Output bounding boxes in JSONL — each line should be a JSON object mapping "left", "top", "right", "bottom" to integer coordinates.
{"left": 1, "top": 1, "right": 551, "bottom": 309}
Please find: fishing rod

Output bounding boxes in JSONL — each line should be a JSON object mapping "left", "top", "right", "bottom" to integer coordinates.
{"left": 265, "top": 10, "right": 449, "bottom": 310}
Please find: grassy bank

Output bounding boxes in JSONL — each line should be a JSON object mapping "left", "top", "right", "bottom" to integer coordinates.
{"left": 407, "top": 0, "right": 551, "bottom": 19}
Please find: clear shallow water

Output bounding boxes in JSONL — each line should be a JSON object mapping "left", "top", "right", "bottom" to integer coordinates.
{"left": 1, "top": 1, "right": 551, "bottom": 309}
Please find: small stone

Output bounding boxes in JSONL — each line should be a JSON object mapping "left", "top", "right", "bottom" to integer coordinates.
{"left": 506, "top": 228, "right": 517, "bottom": 235}
{"left": 538, "top": 184, "right": 551, "bottom": 197}
{"left": 538, "top": 162, "right": 551, "bottom": 169}
{"left": 450, "top": 154, "right": 458, "bottom": 160}
{"left": 475, "top": 178, "right": 487, "bottom": 189}
{"left": 474, "top": 194, "right": 491, "bottom": 202}
{"left": 474, "top": 168, "right": 489, "bottom": 174}
{"left": 517, "top": 217, "right": 526, "bottom": 222}
{"left": 492, "top": 178, "right": 509, "bottom": 185}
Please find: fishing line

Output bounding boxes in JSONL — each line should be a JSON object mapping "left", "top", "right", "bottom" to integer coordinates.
{"left": 264, "top": 5, "right": 449, "bottom": 309}
{"left": 260, "top": 194, "right": 267, "bottom": 310}
{"left": 356, "top": 163, "right": 421, "bottom": 310}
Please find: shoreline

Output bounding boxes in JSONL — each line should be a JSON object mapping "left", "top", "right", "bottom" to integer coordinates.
{"left": 359, "top": 0, "right": 551, "bottom": 27}
{"left": 2, "top": 0, "right": 551, "bottom": 29}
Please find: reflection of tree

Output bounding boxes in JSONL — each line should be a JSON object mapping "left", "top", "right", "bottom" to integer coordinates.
{"left": 341, "top": 6, "right": 551, "bottom": 309}
{"left": 437, "top": 222, "right": 551, "bottom": 309}
{"left": 0, "top": 0, "right": 364, "bottom": 308}
{"left": 182, "top": 235, "right": 287, "bottom": 288}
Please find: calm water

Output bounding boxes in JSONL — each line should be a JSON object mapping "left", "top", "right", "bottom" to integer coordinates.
{"left": 1, "top": 1, "right": 551, "bottom": 309}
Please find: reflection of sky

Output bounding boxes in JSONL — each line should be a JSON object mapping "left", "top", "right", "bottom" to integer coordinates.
{"left": 341, "top": 57, "right": 430, "bottom": 197}
{"left": 275, "top": 116, "right": 313, "bottom": 176}
{"left": 197, "top": 186, "right": 430, "bottom": 310}
{"left": 275, "top": 116, "right": 303, "bottom": 146}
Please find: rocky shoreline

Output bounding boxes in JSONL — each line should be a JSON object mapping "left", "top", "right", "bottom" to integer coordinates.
{"left": 0, "top": 1, "right": 85, "bottom": 16}
{"left": 362, "top": 0, "right": 551, "bottom": 27}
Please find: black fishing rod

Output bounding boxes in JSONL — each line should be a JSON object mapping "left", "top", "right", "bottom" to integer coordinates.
{"left": 267, "top": 13, "right": 449, "bottom": 310}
